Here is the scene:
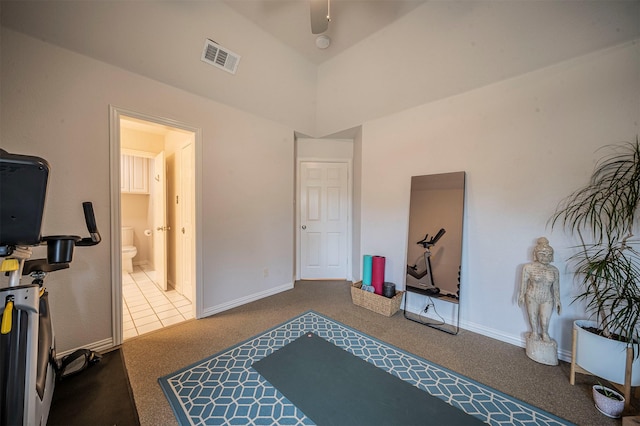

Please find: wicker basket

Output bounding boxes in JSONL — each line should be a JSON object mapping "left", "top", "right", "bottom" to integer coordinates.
{"left": 351, "top": 281, "right": 403, "bottom": 317}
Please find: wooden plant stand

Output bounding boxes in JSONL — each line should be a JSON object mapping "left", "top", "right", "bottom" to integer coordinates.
{"left": 570, "top": 326, "right": 638, "bottom": 411}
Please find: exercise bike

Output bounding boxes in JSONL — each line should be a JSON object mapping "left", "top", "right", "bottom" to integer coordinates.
{"left": 406, "top": 228, "right": 445, "bottom": 295}
{"left": 404, "top": 227, "right": 461, "bottom": 335}
{"left": 0, "top": 149, "right": 101, "bottom": 425}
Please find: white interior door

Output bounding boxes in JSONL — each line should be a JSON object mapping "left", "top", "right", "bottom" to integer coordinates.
{"left": 300, "top": 162, "right": 348, "bottom": 279}
{"left": 179, "top": 142, "right": 195, "bottom": 302}
{"left": 152, "top": 151, "right": 168, "bottom": 290}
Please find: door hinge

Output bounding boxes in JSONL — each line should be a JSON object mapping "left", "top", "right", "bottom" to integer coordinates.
{"left": 176, "top": 195, "right": 179, "bottom": 204}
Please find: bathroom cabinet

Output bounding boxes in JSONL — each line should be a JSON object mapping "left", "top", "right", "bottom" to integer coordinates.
{"left": 121, "top": 154, "right": 149, "bottom": 194}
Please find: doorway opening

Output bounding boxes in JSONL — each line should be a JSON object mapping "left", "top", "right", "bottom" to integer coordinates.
{"left": 110, "top": 106, "right": 200, "bottom": 344}
{"left": 295, "top": 136, "right": 355, "bottom": 282}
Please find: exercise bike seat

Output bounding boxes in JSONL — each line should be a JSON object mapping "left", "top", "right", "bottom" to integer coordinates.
{"left": 22, "top": 259, "right": 69, "bottom": 275}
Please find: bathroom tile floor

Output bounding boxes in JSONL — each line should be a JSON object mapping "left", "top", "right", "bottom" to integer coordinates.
{"left": 122, "top": 265, "right": 194, "bottom": 340}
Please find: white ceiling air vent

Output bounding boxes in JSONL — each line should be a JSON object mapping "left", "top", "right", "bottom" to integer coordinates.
{"left": 201, "top": 39, "right": 240, "bottom": 75}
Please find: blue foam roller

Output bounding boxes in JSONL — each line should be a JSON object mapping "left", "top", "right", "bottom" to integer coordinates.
{"left": 363, "top": 255, "right": 373, "bottom": 285}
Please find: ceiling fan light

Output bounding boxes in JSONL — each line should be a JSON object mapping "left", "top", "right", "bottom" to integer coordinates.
{"left": 315, "top": 35, "right": 331, "bottom": 49}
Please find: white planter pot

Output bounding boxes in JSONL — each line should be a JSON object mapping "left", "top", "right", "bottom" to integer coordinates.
{"left": 592, "top": 385, "right": 625, "bottom": 418}
{"left": 574, "top": 320, "right": 640, "bottom": 387}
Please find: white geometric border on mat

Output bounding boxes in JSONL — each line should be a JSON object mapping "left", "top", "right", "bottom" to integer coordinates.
{"left": 159, "top": 311, "right": 574, "bottom": 426}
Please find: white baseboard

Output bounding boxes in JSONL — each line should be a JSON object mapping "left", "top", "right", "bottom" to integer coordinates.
{"left": 104, "top": 284, "right": 572, "bottom": 363}
{"left": 404, "top": 307, "right": 572, "bottom": 363}
{"left": 460, "top": 319, "right": 572, "bottom": 362}
{"left": 201, "top": 282, "right": 294, "bottom": 318}
{"left": 56, "top": 337, "right": 115, "bottom": 359}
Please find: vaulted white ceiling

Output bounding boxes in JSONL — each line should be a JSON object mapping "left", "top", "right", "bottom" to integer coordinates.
{"left": 222, "top": 0, "right": 427, "bottom": 64}
{"left": 2, "top": 0, "right": 638, "bottom": 137}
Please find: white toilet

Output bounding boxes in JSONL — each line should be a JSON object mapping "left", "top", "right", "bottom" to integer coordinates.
{"left": 121, "top": 226, "right": 138, "bottom": 273}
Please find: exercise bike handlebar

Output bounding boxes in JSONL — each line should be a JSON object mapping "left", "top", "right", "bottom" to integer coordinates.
{"left": 416, "top": 228, "right": 446, "bottom": 248}
{"left": 76, "top": 202, "right": 101, "bottom": 247}
{"left": 432, "top": 228, "right": 446, "bottom": 244}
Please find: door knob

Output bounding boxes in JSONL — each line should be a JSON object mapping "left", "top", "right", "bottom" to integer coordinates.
{"left": 302, "top": 225, "right": 306, "bottom": 230}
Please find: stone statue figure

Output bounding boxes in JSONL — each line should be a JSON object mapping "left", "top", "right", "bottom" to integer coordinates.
{"left": 518, "top": 237, "right": 561, "bottom": 365}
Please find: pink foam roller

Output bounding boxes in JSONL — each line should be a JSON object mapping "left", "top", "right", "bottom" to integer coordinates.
{"left": 371, "top": 256, "right": 385, "bottom": 295}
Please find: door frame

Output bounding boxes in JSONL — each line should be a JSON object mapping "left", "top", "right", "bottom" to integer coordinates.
{"left": 296, "top": 158, "right": 353, "bottom": 281}
{"left": 177, "top": 142, "right": 196, "bottom": 302}
{"left": 152, "top": 151, "right": 168, "bottom": 291}
{"left": 109, "top": 105, "right": 203, "bottom": 345}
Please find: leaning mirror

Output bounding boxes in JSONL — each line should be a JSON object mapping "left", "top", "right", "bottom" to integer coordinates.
{"left": 404, "top": 171, "right": 465, "bottom": 333}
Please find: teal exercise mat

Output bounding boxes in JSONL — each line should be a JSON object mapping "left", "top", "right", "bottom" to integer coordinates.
{"left": 253, "top": 331, "right": 484, "bottom": 425}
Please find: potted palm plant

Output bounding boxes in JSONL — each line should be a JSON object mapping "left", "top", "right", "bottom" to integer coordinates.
{"left": 551, "top": 139, "right": 640, "bottom": 411}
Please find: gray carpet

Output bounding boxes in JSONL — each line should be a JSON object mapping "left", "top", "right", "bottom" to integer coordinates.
{"left": 123, "top": 280, "right": 628, "bottom": 426}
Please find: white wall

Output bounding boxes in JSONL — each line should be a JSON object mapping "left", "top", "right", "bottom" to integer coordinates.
{"left": 1, "top": 28, "right": 295, "bottom": 351}
{"left": 121, "top": 193, "right": 151, "bottom": 264}
{"left": 359, "top": 41, "right": 640, "bottom": 358}
{"left": 1, "top": 0, "right": 318, "bottom": 136}
{"left": 2, "top": 1, "right": 639, "bottom": 359}
{"left": 351, "top": 128, "right": 363, "bottom": 281}
{"left": 7, "top": 2, "right": 637, "bottom": 139}
{"left": 297, "top": 138, "right": 353, "bottom": 159}
{"left": 316, "top": 1, "right": 640, "bottom": 136}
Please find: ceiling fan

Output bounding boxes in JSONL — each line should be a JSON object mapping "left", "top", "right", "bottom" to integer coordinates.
{"left": 310, "top": 0, "right": 331, "bottom": 34}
